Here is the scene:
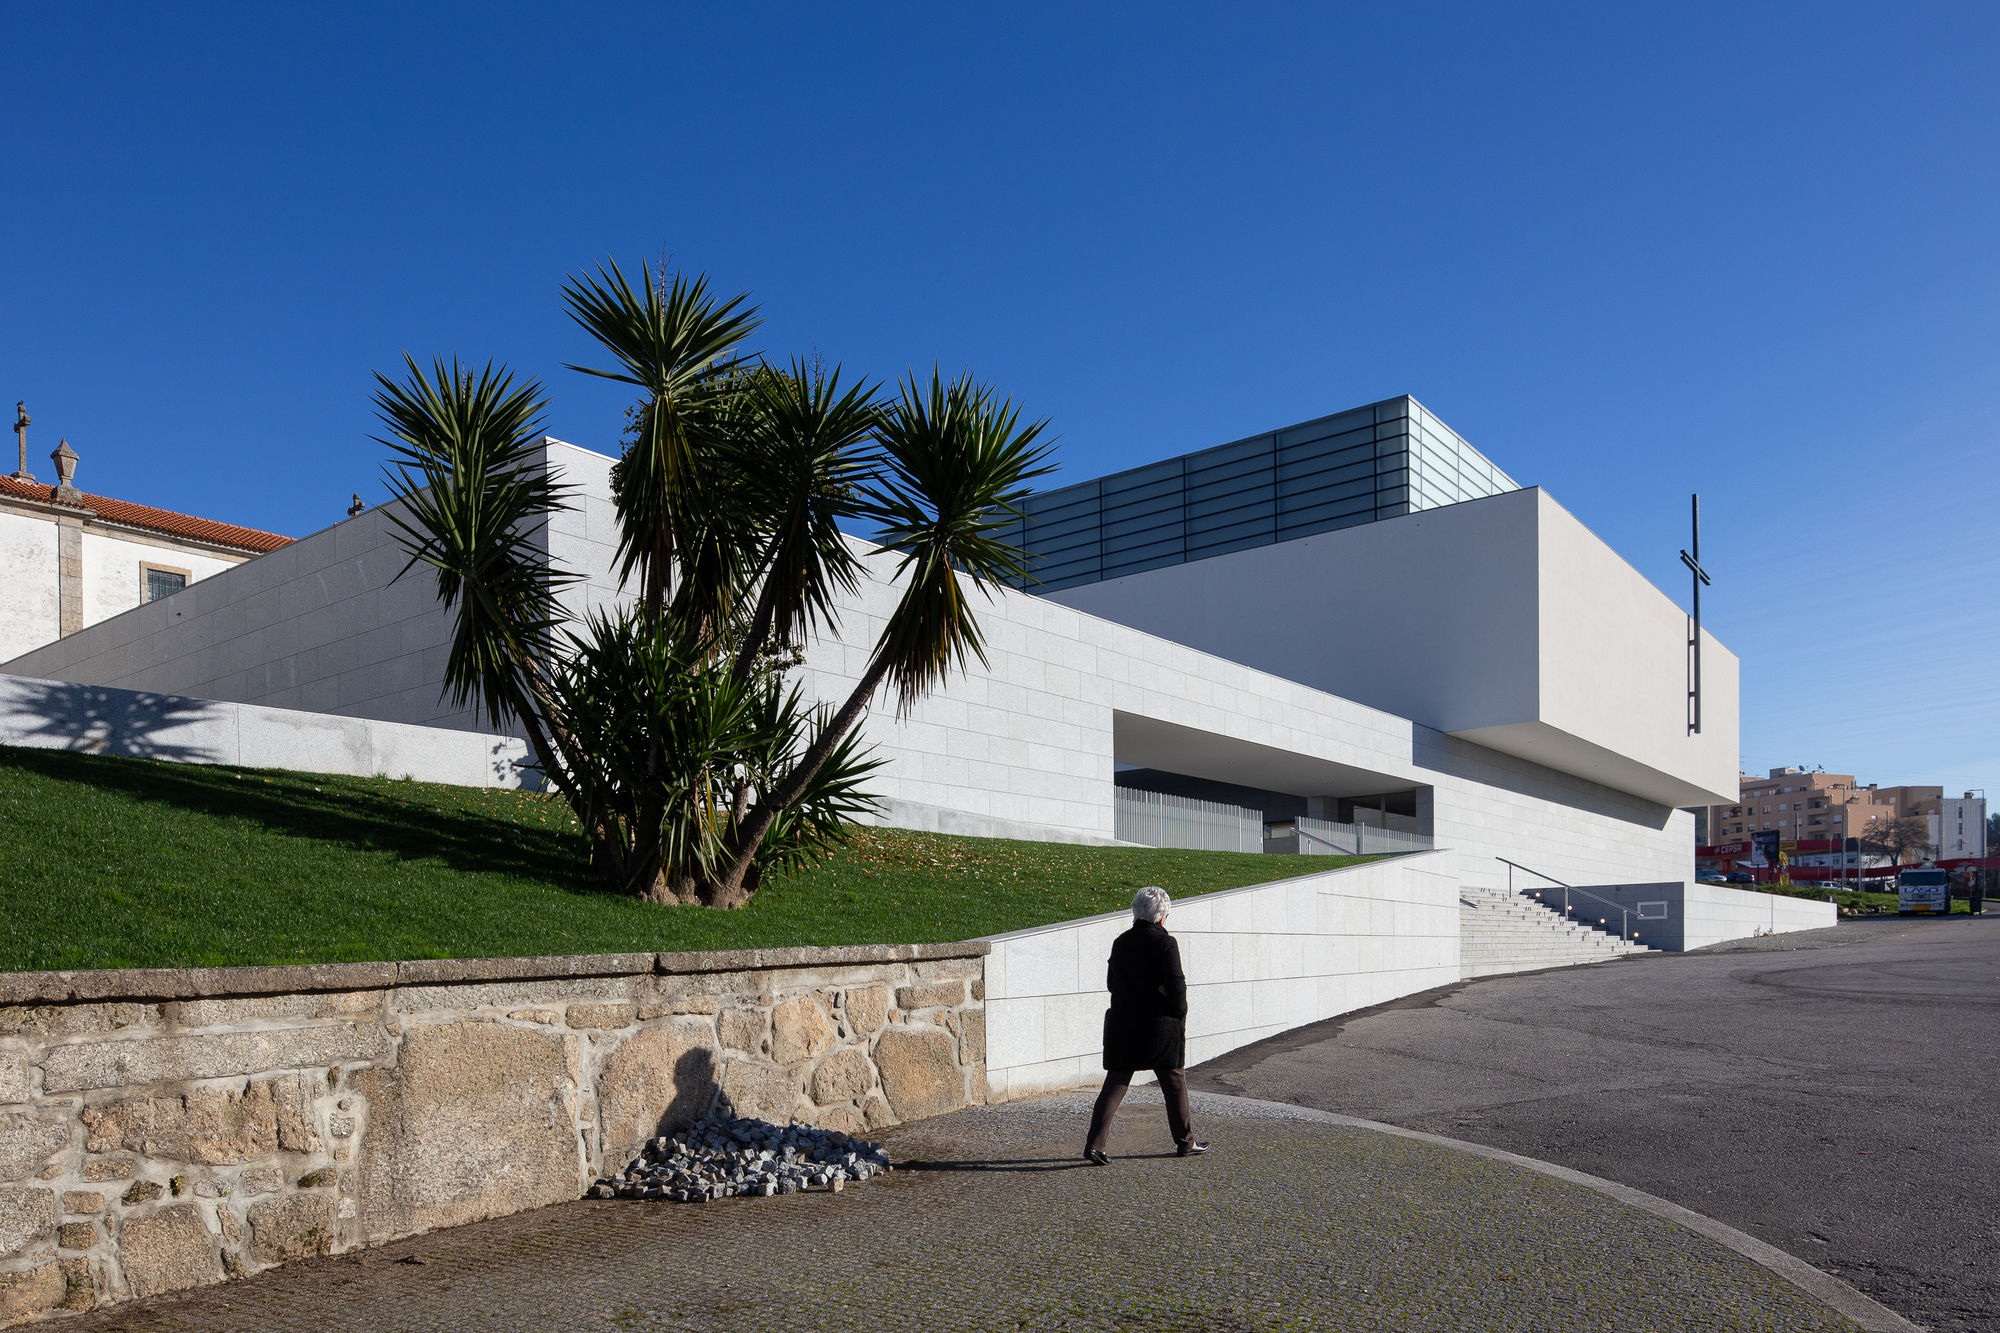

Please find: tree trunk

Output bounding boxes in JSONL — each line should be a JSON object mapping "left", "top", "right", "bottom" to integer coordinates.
{"left": 729, "top": 569, "right": 781, "bottom": 685}
{"left": 641, "top": 868, "right": 699, "bottom": 905}
{"left": 705, "top": 652, "right": 895, "bottom": 905}
{"left": 694, "top": 863, "right": 760, "bottom": 910}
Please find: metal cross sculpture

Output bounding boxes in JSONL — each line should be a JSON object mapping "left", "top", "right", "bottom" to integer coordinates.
{"left": 1680, "top": 494, "right": 1711, "bottom": 735}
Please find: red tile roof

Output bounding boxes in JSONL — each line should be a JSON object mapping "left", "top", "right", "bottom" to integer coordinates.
{"left": 0, "top": 475, "right": 293, "bottom": 553}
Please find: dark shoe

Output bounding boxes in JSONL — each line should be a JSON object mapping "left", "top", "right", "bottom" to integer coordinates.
{"left": 1177, "top": 1141, "right": 1209, "bottom": 1157}
{"left": 1084, "top": 1149, "right": 1110, "bottom": 1166}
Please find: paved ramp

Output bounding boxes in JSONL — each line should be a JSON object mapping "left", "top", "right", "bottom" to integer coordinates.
{"left": 1193, "top": 915, "right": 1998, "bottom": 1333}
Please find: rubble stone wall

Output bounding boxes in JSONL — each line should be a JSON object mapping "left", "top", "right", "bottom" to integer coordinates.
{"left": 0, "top": 943, "right": 987, "bottom": 1322}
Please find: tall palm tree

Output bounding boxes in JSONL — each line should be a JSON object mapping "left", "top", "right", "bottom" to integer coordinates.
{"left": 381, "top": 263, "right": 1051, "bottom": 909}
{"left": 702, "top": 369, "right": 1053, "bottom": 906}
{"left": 373, "top": 355, "right": 576, "bottom": 787}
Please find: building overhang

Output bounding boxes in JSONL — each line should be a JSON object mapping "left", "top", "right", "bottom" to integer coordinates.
{"left": 1045, "top": 485, "right": 1741, "bottom": 810}
{"left": 1113, "top": 712, "right": 1413, "bottom": 799}
{"left": 1446, "top": 719, "right": 1735, "bottom": 808}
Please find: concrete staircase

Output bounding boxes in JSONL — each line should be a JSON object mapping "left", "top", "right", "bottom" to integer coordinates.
{"left": 1459, "top": 883, "right": 1655, "bottom": 979}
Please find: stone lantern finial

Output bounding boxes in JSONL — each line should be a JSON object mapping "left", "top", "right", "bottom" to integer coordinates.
{"left": 10, "top": 402, "right": 31, "bottom": 482}
{"left": 50, "top": 438, "right": 80, "bottom": 502}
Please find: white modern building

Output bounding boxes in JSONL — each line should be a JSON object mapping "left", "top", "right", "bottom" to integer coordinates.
{"left": 1932, "top": 794, "right": 1987, "bottom": 861}
{"left": 1, "top": 395, "right": 1739, "bottom": 903}
{"left": 1, "top": 409, "right": 291, "bottom": 661}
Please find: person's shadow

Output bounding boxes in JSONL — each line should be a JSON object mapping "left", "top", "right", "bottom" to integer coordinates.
{"left": 896, "top": 1157, "right": 1091, "bottom": 1173}
{"left": 898, "top": 1152, "right": 1180, "bottom": 1173}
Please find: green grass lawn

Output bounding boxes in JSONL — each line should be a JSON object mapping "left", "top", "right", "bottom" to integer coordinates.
{"left": 0, "top": 745, "right": 1358, "bottom": 972}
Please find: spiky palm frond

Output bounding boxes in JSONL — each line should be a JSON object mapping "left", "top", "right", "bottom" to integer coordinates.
{"left": 865, "top": 368, "right": 1056, "bottom": 711}
{"left": 748, "top": 708, "right": 884, "bottom": 877}
{"left": 562, "top": 260, "right": 761, "bottom": 614}
{"left": 546, "top": 609, "right": 877, "bottom": 897}
{"left": 546, "top": 609, "right": 754, "bottom": 894}
{"left": 374, "top": 356, "right": 576, "bottom": 734}
{"left": 728, "top": 358, "right": 880, "bottom": 677}
{"left": 709, "top": 367, "right": 1053, "bottom": 902}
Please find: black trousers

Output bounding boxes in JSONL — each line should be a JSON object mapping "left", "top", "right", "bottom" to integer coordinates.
{"left": 1085, "top": 1068, "right": 1194, "bottom": 1153}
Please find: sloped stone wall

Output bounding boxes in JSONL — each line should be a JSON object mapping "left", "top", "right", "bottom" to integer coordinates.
{"left": 0, "top": 943, "right": 986, "bottom": 1321}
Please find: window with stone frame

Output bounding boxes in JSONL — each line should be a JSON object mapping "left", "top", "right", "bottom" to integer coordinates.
{"left": 141, "top": 563, "right": 190, "bottom": 604}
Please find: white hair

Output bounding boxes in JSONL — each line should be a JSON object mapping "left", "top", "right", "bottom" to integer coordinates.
{"left": 1132, "top": 886, "right": 1171, "bottom": 923}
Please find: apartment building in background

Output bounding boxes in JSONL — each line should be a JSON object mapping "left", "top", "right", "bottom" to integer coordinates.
{"left": 1705, "top": 769, "right": 1983, "bottom": 863}
{"left": 1927, "top": 793, "right": 1988, "bottom": 860}
{"left": 1709, "top": 769, "right": 1901, "bottom": 843}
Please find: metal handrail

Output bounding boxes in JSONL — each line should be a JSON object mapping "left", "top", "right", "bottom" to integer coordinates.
{"left": 1495, "top": 856, "right": 1632, "bottom": 942}
{"left": 1297, "top": 826, "right": 1356, "bottom": 855}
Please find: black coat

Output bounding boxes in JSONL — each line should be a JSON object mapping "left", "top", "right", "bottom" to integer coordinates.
{"left": 1101, "top": 920, "right": 1188, "bottom": 1072}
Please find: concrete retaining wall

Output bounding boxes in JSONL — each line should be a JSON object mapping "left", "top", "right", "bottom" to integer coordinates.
{"left": 0, "top": 944, "right": 985, "bottom": 1321}
{"left": 0, "top": 673, "right": 529, "bottom": 789}
{"left": 1519, "top": 880, "right": 1836, "bottom": 951}
{"left": 1682, "top": 882, "right": 1837, "bottom": 948}
{"left": 979, "top": 850, "right": 1460, "bottom": 1101}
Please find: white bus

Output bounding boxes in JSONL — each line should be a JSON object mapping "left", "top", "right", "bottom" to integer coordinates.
{"left": 1897, "top": 867, "right": 1950, "bottom": 916}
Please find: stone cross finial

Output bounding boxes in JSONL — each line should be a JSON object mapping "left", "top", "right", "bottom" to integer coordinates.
{"left": 10, "top": 401, "right": 31, "bottom": 482}
{"left": 50, "top": 438, "right": 80, "bottom": 501}
{"left": 347, "top": 493, "right": 367, "bottom": 517}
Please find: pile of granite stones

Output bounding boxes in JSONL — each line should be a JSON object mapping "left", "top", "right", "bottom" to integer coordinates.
{"left": 587, "top": 1116, "right": 893, "bottom": 1203}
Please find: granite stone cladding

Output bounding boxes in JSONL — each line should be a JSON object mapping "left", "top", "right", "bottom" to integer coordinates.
{"left": 5, "top": 442, "right": 1705, "bottom": 893}
{"left": 0, "top": 943, "right": 985, "bottom": 1322}
{"left": 980, "top": 851, "right": 1463, "bottom": 1101}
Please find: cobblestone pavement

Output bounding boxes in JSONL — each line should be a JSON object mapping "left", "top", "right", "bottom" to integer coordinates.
{"left": 64, "top": 1093, "right": 1864, "bottom": 1333}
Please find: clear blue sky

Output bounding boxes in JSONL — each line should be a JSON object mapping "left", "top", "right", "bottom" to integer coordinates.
{"left": 4, "top": 3, "right": 1995, "bottom": 800}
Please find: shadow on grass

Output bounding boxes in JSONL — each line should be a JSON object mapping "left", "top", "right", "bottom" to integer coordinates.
{"left": 0, "top": 744, "right": 613, "bottom": 898}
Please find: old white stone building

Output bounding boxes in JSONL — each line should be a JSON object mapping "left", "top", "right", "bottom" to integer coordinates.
{"left": 0, "top": 404, "right": 291, "bottom": 662}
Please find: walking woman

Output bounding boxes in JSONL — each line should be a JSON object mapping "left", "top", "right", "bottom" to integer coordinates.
{"left": 1083, "top": 886, "right": 1209, "bottom": 1164}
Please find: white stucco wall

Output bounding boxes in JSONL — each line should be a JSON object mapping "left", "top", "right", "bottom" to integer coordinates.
{"left": 0, "top": 504, "right": 255, "bottom": 664}
{"left": 533, "top": 441, "right": 628, "bottom": 625}
{"left": 1, "top": 503, "right": 476, "bottom": 733}
{"left": 0, "top": 440, "right": 629, "bottom": 739}
{"left": 1047, "top": 487, "right": 1545, "bottom": 737}
{"left": 79, "top": 529, "right": 243, "bottom": 631}
{"left": 980, "top": 850, "right": 1461, "bottom": 1100}
{"left": 0, "top": 511, "right": 59, "bottom": 659}
{"left": 1525, "top": 488, "right": 1740, "bottom": 804}
{"left": 789, "top": 534, "right": 1698, "bottom": 894}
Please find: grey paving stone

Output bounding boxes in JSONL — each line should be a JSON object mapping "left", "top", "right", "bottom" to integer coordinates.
{"left": 56, "top": 1095, "right": 1863, "bottom": 1332}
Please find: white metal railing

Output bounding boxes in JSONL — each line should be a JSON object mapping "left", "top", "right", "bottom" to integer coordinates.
{"left": 1115, "top": 788, "right": 1265, "bottom": 853}
{"left": 1289, "top": 814, "right": 1433, "bottom": 856}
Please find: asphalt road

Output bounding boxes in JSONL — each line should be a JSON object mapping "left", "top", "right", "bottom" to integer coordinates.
{"left": 1190, "top": 914, "right": 2000, "bottom": 1333}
